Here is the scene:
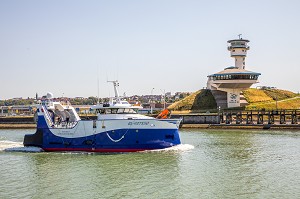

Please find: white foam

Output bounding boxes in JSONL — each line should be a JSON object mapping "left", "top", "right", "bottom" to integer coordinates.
{"left": 0, "top": 140, "right": 43, "bottom": 152}
{"left": 142, "top": 144, "right": 195, "bottom": 153}
{"left": 0, "top": 140, "right": 23, "bottom": 151}
{"left": 4, "top": 146, "right": 44, "bottom": 152}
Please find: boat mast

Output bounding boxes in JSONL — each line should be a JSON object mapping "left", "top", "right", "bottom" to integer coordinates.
{"left": 107, "top": 80, "right": 120, "bottom": 103}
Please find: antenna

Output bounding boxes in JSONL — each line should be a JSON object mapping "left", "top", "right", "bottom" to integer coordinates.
{"left": 238, "top": 34, "right": 242, "bottom": 39}
{"left": 97, "top": 73, "right": 100, "bottom": 105}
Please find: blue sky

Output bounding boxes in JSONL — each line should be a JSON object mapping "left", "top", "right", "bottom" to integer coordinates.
{"left": 1, "top": 0, "right": 300, "bottom": 99}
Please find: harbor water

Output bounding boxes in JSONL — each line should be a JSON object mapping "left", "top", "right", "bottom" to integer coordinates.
{"left": 1, "top": 129, "right": 300, "bottom": 199}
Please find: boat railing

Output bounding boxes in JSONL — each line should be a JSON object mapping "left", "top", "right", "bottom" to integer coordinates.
{"left": 42, "top": 105, "right": 54, "bottom": 127}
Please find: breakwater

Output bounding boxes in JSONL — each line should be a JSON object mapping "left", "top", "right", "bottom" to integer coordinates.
{"left": 0, "top": 116, "right": 35, "bottom": 129}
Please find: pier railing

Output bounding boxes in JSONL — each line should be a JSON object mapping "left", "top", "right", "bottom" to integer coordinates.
{"left": 220, "top": 110, "right": 299, "bottom": 125}
{"left": 171, "top": 109, "right": 300, "bottom": 127}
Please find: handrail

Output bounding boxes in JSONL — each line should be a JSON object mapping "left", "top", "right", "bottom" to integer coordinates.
{"left": 42, "top": 105, "right": 54, "bottom": 126}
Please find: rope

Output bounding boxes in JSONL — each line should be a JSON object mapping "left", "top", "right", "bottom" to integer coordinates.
{"left": 106, "top": 127, "right": 130, "bottom": 143}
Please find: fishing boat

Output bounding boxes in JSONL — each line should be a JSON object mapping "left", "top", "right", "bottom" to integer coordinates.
{"left": 23, "top": 81, "right": 181, "bottom": 152}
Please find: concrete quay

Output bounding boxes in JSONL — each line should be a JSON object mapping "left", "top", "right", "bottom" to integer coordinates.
{"left": 1, "top": 110, "right": 300, "bottom": 130}
{"left": 172, "top": 109, "right": 300, "bottom": 129}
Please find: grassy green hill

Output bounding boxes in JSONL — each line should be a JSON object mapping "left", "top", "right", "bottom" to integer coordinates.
{"left": 168, "top": 89, "right": 217, "bottom": 112}
{"left": 243, "top": 88, "right": 299, "bottom": 110}
{"left": 245, "top": 97, "right": 300, "bottom": 110}
{"left": 168, "top": 88, "right": 299, "bottom": 112}
{"left": 242, "top": 88, "right": 297, "bottom": 103}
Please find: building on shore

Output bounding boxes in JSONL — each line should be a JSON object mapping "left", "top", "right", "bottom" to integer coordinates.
{"left": 207, "top": 35, "right": 261, "bottom": 108}
{"left": 0, "top": 105, "right": 35, "bottom": 116}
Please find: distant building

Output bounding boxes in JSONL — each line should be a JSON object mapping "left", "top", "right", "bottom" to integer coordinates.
{"left": 207, "top": 36, "right": 261, "bottom": 108}
{"left": 165, "top": 92, "right": 172, "bottom": 98}
{"left": 75, "top": 97, "right": 84, "bottom": 100}
{"left": 12, "top": 97, "right": 23, "bottom": 100}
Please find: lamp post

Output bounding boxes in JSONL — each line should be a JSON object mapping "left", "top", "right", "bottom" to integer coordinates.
{"left": 160, "top": 89, "right": 166, "bottom": 110}
{"left": 150, "top": 88, "right": 155, "bottom": 114}
{"left": 218, "top": 106, "right": 221, "bottom": 124}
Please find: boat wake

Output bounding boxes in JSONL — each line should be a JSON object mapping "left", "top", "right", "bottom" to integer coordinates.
{"left": 0, "top": 140, "right": 193, "bottom": 153}
{"left": 0, "top": 140, "right": 43, "bottom": 152}
{"left": 142, "top": 144, "right": 195, "bottom": 153}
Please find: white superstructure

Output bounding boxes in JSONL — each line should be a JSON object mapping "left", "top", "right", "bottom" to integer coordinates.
{"left": 92, "top": 80, "right": 151, "bottom": 120}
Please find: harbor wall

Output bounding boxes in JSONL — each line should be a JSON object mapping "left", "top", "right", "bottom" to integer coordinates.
{"left": 1, "top": 110, "right": 300, "bottom": 129}
{"left": 170, "top": 114, "right": 220, "bottom": 124}
{"left": 171, "top": 109, "right": 300, "bottom": 129}
{"left": 0, "top": 116, "right": 35, "bottom": 124}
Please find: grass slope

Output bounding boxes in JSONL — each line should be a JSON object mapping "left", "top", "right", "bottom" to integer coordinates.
{"left": 168, "top": 89, "right": 217, "bottom": 111}
{"left": 168, "top": 88, "right": 299, "bottom": 112}
{"left": 242, "top": 88, "right": 273, "bottom": 103}
{"left": 244, "top": 88, "right": 299, "bottom": 110}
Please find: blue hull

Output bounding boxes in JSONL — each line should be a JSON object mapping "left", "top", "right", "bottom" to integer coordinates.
{"left": 24, "top": 116, "right": 181, "bottom": 152}
{"left": 44, "top": 128, "right": 180, "bottom": 152}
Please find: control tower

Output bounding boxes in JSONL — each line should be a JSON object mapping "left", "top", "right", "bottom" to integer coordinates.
{"left": 207, "top": 35, "right": 261, "bottom": 108}
{"left": 227, "top": 34, "right": 250, "bottom": 69}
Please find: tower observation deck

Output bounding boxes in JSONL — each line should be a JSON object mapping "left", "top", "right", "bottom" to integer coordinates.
{"left": 207, "top": 35, "right": 261, "bottom": 108}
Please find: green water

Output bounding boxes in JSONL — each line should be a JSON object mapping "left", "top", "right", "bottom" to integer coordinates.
{"left": 1, "top": 129, "right": 300, "bottom": 199}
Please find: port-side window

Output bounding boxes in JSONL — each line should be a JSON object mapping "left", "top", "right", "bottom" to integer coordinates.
{"left": 105, "top": 109, "right": 112, "bottom": 114}
{"left": 97, "top": 109, "right": 105, "bottom": 114}
{"left": 117, "top": 108, "right": 125, "bottom": 113}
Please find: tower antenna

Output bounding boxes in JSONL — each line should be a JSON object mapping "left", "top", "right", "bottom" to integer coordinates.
{"left": 97, "top": 72, "right": 100, "bottom": 105}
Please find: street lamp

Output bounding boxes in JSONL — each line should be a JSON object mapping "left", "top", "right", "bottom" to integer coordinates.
{"left": 150, "top": 88, "right": 155, "bottom": 114}
{"left": 160, "top": 89, "right": 166, "bottom": 110}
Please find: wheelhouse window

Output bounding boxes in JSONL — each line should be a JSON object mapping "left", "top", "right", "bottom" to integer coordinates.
{"left": 97, "top": 108, "right": 138, "bottom": 114}
{"left": 117, "top": 108, "right": 125, "bottom": 113}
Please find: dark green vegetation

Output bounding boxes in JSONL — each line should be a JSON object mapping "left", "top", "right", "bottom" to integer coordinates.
{"left": 0, "top": 97, "right": 99, "bottom": 106}
{"left": 168, "top": 89, "right": 217, "bottom": 112}
{"left": 69, "top": 97, "right": 99, "bottom": 105}
{"left": 0, "top": 99, "right": 35, "bottom": 106}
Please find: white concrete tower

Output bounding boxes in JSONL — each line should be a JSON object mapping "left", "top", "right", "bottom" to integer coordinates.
{"left": 207, "top": 35, "right": 261, "bottom": 108}
{"left": 227, "top": 34, "right": 250, "bottom": 69}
